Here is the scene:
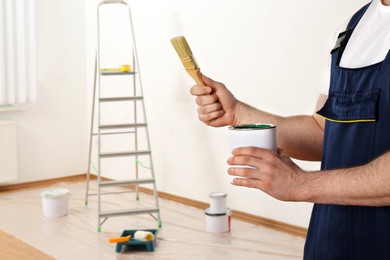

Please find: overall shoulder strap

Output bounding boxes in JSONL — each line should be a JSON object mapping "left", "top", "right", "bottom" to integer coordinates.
{"left": 346, "top": 2, "right": 371, "bottom": 30}
{"left": 331, "top": 2, "right": 372, "bottom": 54}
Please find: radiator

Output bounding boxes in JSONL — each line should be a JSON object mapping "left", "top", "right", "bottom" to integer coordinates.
{"left": 0, "top": 120, "right": 18, "bottom": 183}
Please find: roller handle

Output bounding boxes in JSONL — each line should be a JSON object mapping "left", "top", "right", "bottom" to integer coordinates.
{"left": 108, "top": 235, "right": 131, "bottom": 243}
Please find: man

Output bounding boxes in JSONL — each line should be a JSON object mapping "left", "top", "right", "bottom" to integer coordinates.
{"left": 189, "top": 0, "right": 390, "bottom": 258}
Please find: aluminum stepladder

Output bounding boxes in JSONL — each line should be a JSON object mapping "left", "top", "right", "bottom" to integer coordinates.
{"left": 85, "top": 0, "right": 162, "bottom": 232}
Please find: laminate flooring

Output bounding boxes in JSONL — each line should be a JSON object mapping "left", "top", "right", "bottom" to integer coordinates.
{"left": 0, "top": 181, "right": 305, "bottom": 259}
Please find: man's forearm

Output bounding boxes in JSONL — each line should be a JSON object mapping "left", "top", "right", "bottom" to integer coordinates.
{"left": 235, "top": 102, "right": 324, "bottom": 161}
{"left": 300, "top": 151, "right": 390, "bottom": 206}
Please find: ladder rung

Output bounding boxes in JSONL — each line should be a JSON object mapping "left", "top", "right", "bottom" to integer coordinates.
{"left": 93, "top": 131, "right": 135, "bottom": 136}
{"left": 100, "top": 150, "right": 151, "bottom": 158}
{"left": 99, "top": 96, "right": 143, "bottom": 102}
{"left": 87, "top": 190, "right": 136, "bottom": 196}
{"left": 100, "top": 71, "right": 137, "bottom": 76}
{"left": 99, "top": 207, "right": 159, "bottom": 218}
{"left": 100, "top": 178, "right": 155, "bottom": 187}
{"left": 100, "top": 0, "right": 127, "bottom": 5}
{"left": 99, "top": 123, "right": 147, "bottom": 130}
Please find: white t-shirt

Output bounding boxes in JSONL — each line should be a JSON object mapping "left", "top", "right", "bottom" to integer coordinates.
{"left": 321, "top": 0, "right": 390, "bottom": 94}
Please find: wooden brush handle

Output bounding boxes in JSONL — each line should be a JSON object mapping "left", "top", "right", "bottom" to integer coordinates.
{"left": 188, "top": 69, "right": 204, "bottom": 86}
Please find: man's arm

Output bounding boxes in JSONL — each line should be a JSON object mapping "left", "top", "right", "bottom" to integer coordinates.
{"left": 229, "top": 143, "right": 390, "bottom": 206}
{"left": 191, "top": 73, "right": 327, "bottom": 161}
{"left": 298, "top": 152, "right": 390, "bottom": 206}
{"left": 233, "top": 94, "right": 327, "bottom": 161}
{"left": 229, "top": 93, "right": 390, "bottom": 206}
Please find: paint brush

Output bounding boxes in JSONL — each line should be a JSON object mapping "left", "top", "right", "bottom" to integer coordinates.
{"left": 170, "top": 36, "right": 205, "bottom": 86}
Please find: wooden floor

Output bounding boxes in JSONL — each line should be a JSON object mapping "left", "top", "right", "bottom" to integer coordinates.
{"left": 0, "top": 180, "right": 305, "bottom": 259}
{"left": 0, "top": 230, "right": 53, "bottom": 260}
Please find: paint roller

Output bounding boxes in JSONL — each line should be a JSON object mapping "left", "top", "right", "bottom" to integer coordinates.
{"left": 133, "top": 230, "right": 154, "bottom": 241}
{"left": 108, "top": 230, "right": 154, "bottom": 243}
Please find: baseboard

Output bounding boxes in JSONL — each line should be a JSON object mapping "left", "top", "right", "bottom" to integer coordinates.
{"left": 0, "top": 173, "right": 308, "bottom": 238}
{"left": 0, "top": 174, "right": 87, "bottom": 193}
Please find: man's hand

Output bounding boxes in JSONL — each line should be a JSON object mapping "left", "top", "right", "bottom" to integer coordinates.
{"left": 227, "top": 147, "right": 305, "bottom": 202}
{"left": 190, "top": 74, "right": 239, "bottom": 127}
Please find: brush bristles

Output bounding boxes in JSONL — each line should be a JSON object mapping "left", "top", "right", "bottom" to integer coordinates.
{"left": 171, "top": 36, "right": 193, "bottom": 58}
{"left": 170, "top": 36, "right": 204, "bottom": 85}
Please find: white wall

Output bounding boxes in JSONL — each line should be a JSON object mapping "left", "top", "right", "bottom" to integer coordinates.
{"left": 84, "top": 0, "right": 367, "bottom": 228}
{"left": 0, "top": 0, "right": 369, "bottom": 229}
{"left": 0, "top": 0, "right": 88, "bottom": 182}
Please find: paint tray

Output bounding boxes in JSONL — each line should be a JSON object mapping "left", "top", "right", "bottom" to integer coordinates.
{"left": 115, "top": 229, "right": 158, "bottom": 253}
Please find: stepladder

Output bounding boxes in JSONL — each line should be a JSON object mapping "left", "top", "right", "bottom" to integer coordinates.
{"left": 85, "top": 0, "right": 162, "bottom": 232}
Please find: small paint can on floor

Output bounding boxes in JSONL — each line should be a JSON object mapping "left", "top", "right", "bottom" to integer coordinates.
{"left": 41, "top": 188, "right": 70, "bottom": 218}
{"left": 209, "top": 191, "right": 227, "bottom": 214}
{"left": 205, "top": 208, "right": 232, "bottom": 233}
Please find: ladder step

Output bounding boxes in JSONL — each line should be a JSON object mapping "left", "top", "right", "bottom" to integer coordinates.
{"left": 100, "top": 178, "right": 155, "bottom": 187}
{"left": 93, "top": 131, "right": 135, "bottom": 136}
{"left": 99, "top": 207, "right": 160, "bottom": 218}
{"left": 100, "top": 0, "right": 127, "bottom": 5}
{"left": 99, "top": 123, "right": 147, "bottom": 130}
{"left": 99, "top": 96, "right": 143, "bottom": 102}
{"left": 100, "top": 150, "right": 151, "bottom": 158}
{"left": 100, "top": 71, "right": 137, "bottom": 76}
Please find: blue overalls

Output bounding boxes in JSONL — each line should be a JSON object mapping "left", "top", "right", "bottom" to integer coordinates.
{"left": 305, "top": 2, "right": 390, "bottom": 259}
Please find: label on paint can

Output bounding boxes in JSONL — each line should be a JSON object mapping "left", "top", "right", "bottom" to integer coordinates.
{"left": 205, "top": 208, "right": 232, "bottom": 233}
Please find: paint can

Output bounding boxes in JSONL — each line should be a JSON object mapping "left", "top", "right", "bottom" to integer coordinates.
{"left": 228, "top": 124, "right": 276, "bottom": 183}
{"left": 119, "top": 64, "right": 131, "bottom": 72}
{"left": 209, "top": 191, "right": 227, "bottom": 214}
{"left": 41, "top": 188, "right": 70, "bottom": 218}
{"left": 229, "top": 123, "right": 277, "bottom": 152}
{"left": 205, "top": 208, "right": 232, "bottom": 233}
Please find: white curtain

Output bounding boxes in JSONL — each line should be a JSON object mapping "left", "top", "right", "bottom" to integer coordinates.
{"left": 0, "top": 0, "right": 36, "bottom": 106}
